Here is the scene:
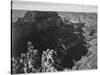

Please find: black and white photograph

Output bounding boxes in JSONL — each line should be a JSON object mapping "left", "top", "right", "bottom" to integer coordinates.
{"left": 11, "top": 1, "right": 97, "bottom": 74}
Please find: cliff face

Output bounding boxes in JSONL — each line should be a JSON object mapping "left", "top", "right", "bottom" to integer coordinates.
{"left": 12, "top": 11, "right": 61, "bottom": 57}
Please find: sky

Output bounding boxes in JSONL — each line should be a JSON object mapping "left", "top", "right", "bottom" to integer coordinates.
{"left": 12, "top": 1, "right": 97, "bottom": 13}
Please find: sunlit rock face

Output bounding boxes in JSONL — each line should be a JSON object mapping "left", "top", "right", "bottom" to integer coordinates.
{"left": 12, "top": 10, "right": 90, "bottom": 72}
